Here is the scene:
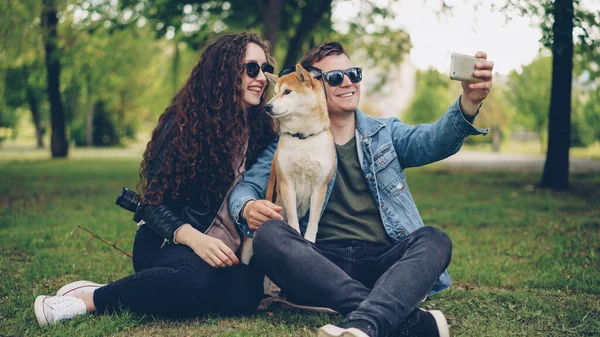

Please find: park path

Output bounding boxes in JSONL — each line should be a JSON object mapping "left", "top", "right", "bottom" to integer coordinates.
{"left": 440, "top": 151, "right": 600, "bottom": 173}
{"left": 1, "top": 145, "right": 599, "bottom": 173}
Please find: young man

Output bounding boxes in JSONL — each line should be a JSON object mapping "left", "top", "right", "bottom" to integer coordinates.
{"left": 228, "top": 42, "right": 494, "bottom": 337}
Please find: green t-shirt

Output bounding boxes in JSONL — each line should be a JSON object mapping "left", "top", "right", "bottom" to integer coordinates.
{"left": 316, "top": 136, "right": 392, "bottom": 246}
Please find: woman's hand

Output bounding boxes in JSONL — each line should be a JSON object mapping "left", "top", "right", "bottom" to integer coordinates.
{"left": 242, "top": 199, "right": 283, "bottom": 231}
{"left": 175, "top": 224, "right": 239, "bottom": 268}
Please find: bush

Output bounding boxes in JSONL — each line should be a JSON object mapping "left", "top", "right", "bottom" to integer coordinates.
{"left": 571, "top": 111, "right": 596, "bottom": 147}
{"left": 92, "top": 101, "right": 120, "bottom": 147}
{"left": 0, "top": 106, "right": 20, "bottom": 144}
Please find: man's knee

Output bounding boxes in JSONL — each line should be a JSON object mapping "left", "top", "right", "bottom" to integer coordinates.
{"left": 420, "top": 226, "right": 453, "bottom": 256}
{"left": 253, "top": 219, "right": 289, "bottom": 257}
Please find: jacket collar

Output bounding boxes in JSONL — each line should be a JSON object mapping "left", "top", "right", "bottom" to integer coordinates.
{"left": 354, "top": 108, "right": 386, "bottom": 138}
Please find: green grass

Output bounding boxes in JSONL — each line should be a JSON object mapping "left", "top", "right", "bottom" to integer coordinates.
{"left": 1, "top": 155, "right": 599, "bottom": 336}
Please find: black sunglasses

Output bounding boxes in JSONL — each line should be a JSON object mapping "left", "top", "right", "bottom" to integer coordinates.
{"left": 320, "top": 67, "right": 362, "bottom": 86}
{"left": 279, "top": 66, "right": 362, "bottom": 87}
{"left": 245, "top": 61, "right": 275, "bottom": 78}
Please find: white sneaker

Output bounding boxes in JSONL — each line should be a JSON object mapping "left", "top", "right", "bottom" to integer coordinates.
{"left": 318, "top": 320, "right": 374, "bottom": 337}
{"left": 34, "top": 295, "right": 87, "bottom": 327}
{"left": 318, "top": 325, "right": 371, "bottom": 337}
{"left": 56, "top": 280, "right": 104, "bottom": 297}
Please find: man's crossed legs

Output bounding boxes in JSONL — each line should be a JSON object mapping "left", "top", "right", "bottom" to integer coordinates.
{"left": 252, "top": 220, "right": 452, "bottom": 337}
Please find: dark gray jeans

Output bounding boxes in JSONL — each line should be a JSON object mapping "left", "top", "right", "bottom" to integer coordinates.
{"left": 252, "top": 220, "right": 452, "bottom": 337}
{"left": 93, "top": 224, "right": 264, "bottom": 318}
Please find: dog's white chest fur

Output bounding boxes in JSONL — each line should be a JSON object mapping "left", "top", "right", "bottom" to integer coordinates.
{"left": 277, "top": 133, "right": 335, "bottom": 219}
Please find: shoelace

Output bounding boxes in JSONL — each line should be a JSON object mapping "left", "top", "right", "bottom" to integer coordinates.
{"left": 45, "top": 297, "right": 85, "bottom": 320}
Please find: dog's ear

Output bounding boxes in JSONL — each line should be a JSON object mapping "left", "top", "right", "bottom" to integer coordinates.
{"left": 265, "top": 72, "right": 278, "bottom": 85}
{"left": 295, "top": 64, "right": 311, "bottom": 87}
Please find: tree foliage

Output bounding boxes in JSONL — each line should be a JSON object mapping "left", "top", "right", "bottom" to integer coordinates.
{"left": 499, "top": 0, "right": 599, "bottom": 189}
{"left": 506, "top": 56, "right": 552, "bottom": 149}
{"left": 1, "top": 0, "right": 419, "bottom": 154}
{"left": 402, "top": 68, "right": 452, "bottom": 125}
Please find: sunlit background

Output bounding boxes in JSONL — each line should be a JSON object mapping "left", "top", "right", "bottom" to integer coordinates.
{"left": 1, "top": 0, "right": 599, "bottom": 172}
{"left": 1, "top": 2, "right": 599, "bottom": 336}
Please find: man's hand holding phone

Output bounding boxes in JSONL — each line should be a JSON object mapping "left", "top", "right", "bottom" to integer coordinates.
{"left": 450, "top": 51, "right": 495, "bottom": 115}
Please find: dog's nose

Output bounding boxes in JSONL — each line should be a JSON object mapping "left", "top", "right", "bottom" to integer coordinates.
{"left": 265, "top": 104, "right": 273, "bottom": 113}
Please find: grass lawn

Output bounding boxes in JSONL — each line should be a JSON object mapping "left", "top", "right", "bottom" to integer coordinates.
{"left": 0, "top": 155, "right": 599, "bottom": 336}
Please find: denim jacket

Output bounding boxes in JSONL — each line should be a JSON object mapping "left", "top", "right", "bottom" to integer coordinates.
{"left": 228, "top": 97, "right": 489, "bottom": 294}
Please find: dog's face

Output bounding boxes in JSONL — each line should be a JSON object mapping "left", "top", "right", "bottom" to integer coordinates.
{"left": 264, "top": 65, "right": 324, "bottom": 119}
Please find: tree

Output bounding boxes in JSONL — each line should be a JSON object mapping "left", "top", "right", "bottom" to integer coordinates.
{"left": 0, "top": 0, "right": 431, "bottom": 154}
{"left": 116, "top": 0, "right": 334, "bottom": 63}
{"left": 501, "top": 0, "right": 599, "bottom": 189}
{"left": 540, "top": 0, "right": 574, "bottom": 190}
{"left": 472, "top": 82, "right": 513, "bottom": 152}
{"left": 402, "top": 68, "right": 452, "bottom": 125}
{"left": 53, "top": 3, "right": 174, "bottom": 147}
{"left": 582, "top": 88, "right": 600, "bottom": 142}
{"left": 2, "top": 63, "right": 47, "bottom": 148}
{"left": 570, "top": 89, "right": 596, "bottom": 147}
{"left": 506, "top": 56, "right": 552, "bottom": 152}
{"left": 0, "top": 1, "right": 47, "bottom": 148}
{"left": 116, "top": 0, "right": 409, "bottom": 67}
{"left": 41, "top": 0, "right": 68, "bottom": 157}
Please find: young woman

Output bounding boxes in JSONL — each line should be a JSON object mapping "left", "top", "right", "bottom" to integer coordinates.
{"left": 34, "top": 32, "right": 278, "bottom": 326}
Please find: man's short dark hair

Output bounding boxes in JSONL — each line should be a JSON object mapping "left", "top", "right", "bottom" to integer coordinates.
{"left": 300, "top": 42, "right": 348, "bottom": 68}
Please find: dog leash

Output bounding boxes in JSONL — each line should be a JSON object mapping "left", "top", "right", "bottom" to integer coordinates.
{"left": 265, "top": 150, "right": 277, "bottom": 203}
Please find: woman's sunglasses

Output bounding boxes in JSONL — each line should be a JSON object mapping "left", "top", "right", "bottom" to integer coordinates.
{"left": 245, "top": 61, "right": 275, "bottom": 78}
{"left": 278, "top": 66, "right": 362, "bottom": 87}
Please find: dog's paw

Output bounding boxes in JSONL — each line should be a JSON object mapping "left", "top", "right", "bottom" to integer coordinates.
{"left": 303, "top": 233, "right": 317, "bottom": 243}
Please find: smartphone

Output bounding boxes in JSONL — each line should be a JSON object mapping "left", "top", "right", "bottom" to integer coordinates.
{"left": 450, "top": 53, "right": 485, "bottom": 82}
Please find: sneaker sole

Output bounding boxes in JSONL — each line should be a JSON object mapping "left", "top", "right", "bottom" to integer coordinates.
{"left": 34, "top": 296, "right": 49, "bottom": 327}
{"left": 56, "top": 281, "right": 103, "bottom": 297}
{"left": 318, "top": 324, "right": 370, "bottom": 337}
{"left": 429, "top": 310, "right": 450, "bottom": 337}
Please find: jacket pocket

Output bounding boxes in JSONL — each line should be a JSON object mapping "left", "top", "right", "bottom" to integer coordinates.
{"left": 382, "top": 173, "right": 406, "bottom": 198}
{"left": 372, "top": 142, "right": 395, "bottom": 173}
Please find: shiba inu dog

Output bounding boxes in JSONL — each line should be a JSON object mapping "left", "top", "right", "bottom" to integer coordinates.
{"left": 264, "top": 64, "right": 336, "bottom": 242}
{"left": 240, "top": 64, "right": 335, "bottom": 265}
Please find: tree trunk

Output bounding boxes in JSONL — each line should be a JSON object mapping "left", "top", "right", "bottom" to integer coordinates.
{"left": 491, "top": 125, "right": 500, "bottom": 152}
{"left": 172, "top": 41, "right": 180, "bottom": 97}
{"left": 283, "top": 0, "right": 332, "bottom": 67}
{"left": 41, "top": 0, "right": 68, "bottom": 157}
{"left": 23, "top": 65, "right": 45, "bottom": 148}
{"left": 540, "top": 0, "right": 574, "bottom": 190}
{"left": 261, "top": 0, "right": 281, "bottom": 53}
{"left": 120, "top": 90, "right": 126, "bottom": 138}
{"left": 26, "top": 85, "right": 45, "bottom": 148}
{"left": 86, "top": 71, "right": 93, "bottom": 147}
{"left": 120, "top": 91, "right": 126, "bottom": 123}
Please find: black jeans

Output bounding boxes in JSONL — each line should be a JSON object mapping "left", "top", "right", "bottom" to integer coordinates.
{"left": 93, "top": 224, "right": 264, "bottom": 318}
{"left": 253, "top": 220, "right": 452, "bottom": 337}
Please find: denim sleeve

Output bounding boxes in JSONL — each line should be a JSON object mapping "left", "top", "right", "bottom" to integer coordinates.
{"left": 461, "top": 111, "right": 476, "bottom": 124}
{"left": 228, "top": 138, "right": 279, "bottom": 238}
{"left": 391, "top": 96, "right": 489, "bottom": 168}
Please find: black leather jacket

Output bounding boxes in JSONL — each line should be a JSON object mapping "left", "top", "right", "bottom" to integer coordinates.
{"left": 139, "top": 120, "right": 270, "bottom": 246}
{"left": 140, "top": 135, "right": 224, "bottom": 245}
{"left": 142, "top": 197, "right": 217, "bottom": 246}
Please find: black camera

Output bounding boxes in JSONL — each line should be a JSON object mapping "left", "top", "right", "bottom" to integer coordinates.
{"left": 116, "top": 187, "right": 144, "bottom": 222}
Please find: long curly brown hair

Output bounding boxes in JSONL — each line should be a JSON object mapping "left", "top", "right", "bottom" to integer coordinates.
{"left": 139, "top": 32, "right": 277, "bottom": 207}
